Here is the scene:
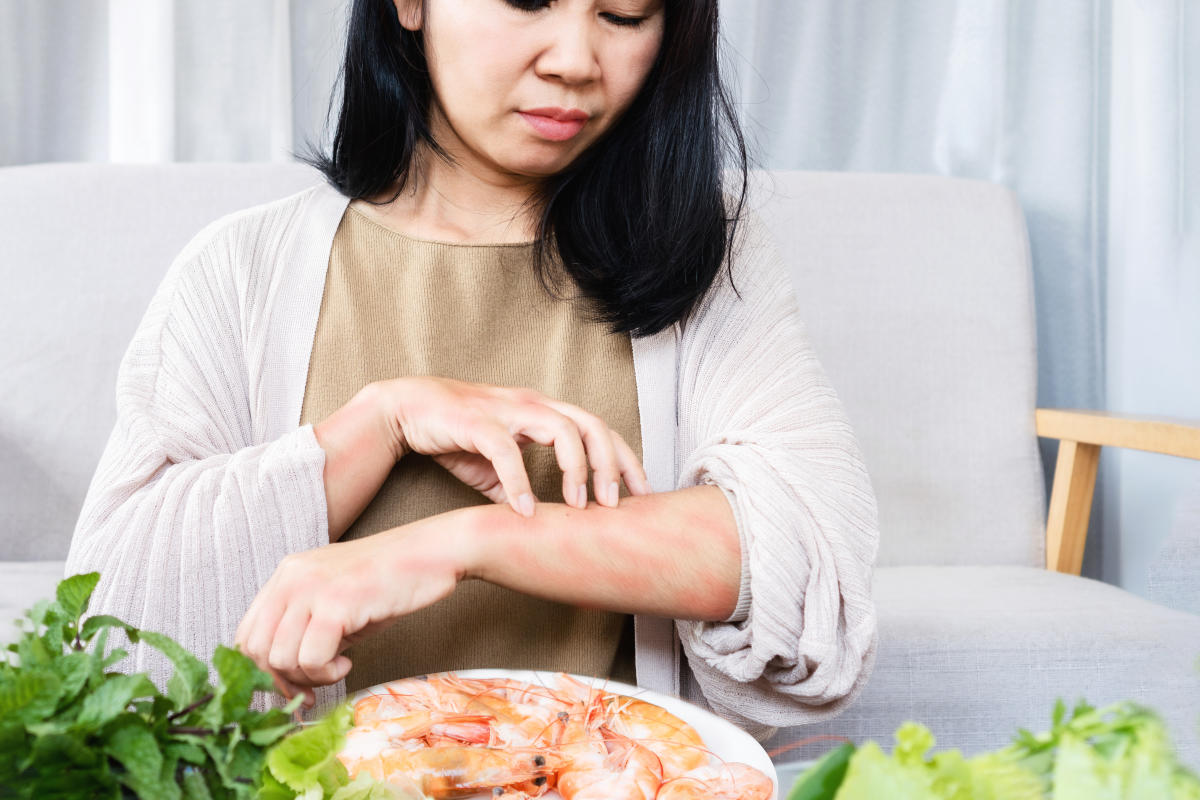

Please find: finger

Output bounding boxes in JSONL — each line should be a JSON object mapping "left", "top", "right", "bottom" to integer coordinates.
{"left": 234, "top": 599, "right": 258, "bottom": 652}
{"left": 297, "top": 615, "right": 352, "bottom": 687}
{"left": 609, "top": 429, "right": 652, "bottom": 496}
{"left": 242, "top": 590, "right": 287, "bottom": 671}
{"left": 507, "top": 407, "right": 590, "bottom": 509}
{"left": 267, "top": 605, "right": 311, "bottom": 679}
{"left": 432, "top": 451, "right": 507, "bottom": 504}
{"left": 542, "top": 401, "right": 623, "bottom": 508}
{"left": 473, "top": 425, "right": 538, "bottom": 517}
{"left": 235, "top": 568, "right": 279, "bottom": 649}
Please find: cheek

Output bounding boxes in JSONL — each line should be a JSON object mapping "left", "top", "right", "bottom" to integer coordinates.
{"left": 426, "top": 11, "right": 522, "bottom": 120}
{"left": 602, "top": 37, "right": 663, "bottom": 111}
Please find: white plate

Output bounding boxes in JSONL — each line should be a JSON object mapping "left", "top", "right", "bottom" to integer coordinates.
{"left": 348, "top": 668, "right": 779, "bottom": 799}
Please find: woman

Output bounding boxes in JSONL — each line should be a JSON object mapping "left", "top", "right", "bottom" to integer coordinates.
{"left": 65, "top": 0, "right": 879, "bottom": 737}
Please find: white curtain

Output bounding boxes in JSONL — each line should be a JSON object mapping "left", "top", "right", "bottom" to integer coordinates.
{"left": 1106, "top": 0, "right": 1199, "bottom": 608}
{"left": 2, "top": 0, "right": 1196, "bottom": 605}
{"left": 0, "top": 0, "right": 347, "bottom": 163}
{"left": 719, "top": 0, "right": 1199, "bottom": 605}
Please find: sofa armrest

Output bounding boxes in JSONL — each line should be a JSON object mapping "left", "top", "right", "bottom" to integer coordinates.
{"left": 1035, "top": 409, "right": 1200, "bottom": 575}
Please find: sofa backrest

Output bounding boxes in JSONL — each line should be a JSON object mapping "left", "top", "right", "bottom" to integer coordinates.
{"left": 753, "top": 171, "right": 1046, "bottom": 567}
{"left": 0, "top": 164, "right": 1045, "bottom": 567}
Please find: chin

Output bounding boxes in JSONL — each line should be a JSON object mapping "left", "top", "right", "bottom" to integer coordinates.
{"left": 497, "top": 142, "right": 592, "bottom": 179}
{"left": 503, "top": 158, "right": 578, "bottom": 179}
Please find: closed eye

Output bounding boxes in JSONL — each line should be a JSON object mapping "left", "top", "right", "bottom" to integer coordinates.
{"left": 600, "top": 12, "right": 645, "bottom": 28}
{"left": 504, "top": 0, "right": 551, "bottom": 12}
{"left": 503, "top": 0, "right": 648, "bottom": 28}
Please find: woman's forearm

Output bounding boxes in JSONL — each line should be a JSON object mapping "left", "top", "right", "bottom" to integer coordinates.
{"left": 461, "top": 484, "right": 742, "bottom": 621}
{"left": 313, "top": 383, "right": 405, "bottom": 542}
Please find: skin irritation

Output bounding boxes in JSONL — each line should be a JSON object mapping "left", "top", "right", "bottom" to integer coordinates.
{"left": 463, "top": 485, "right": 742, "bottom": 623}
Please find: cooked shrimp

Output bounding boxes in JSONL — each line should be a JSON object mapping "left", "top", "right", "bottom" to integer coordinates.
{"left": 345, "top": 673, "right": 772, "bottom": 799}
{"left": 595, "top": 695, "right": 708, "bottom": 777}
{"left": 340, "top": 711, "right": 495, "bottom": 761}
{"left": 425, "top": 674, "right": 592, "bottom": 749}
{"left": 543, "top": 675, "right": 708, "bottom": 778}
{"left": 654, "top": 762, "right": 774, "bottom": 800}
{"left": 354, "top": 678, "right": 459, "bottom": 723}
{"left": 554, "top": 735, "right": 663, "bottom": 800}
{"left": 350, "top": 745, "right": 561, "bottom": 799}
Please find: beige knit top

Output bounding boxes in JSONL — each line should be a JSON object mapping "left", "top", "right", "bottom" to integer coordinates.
{"left": 298, "top": 199, "right": 642, "bottom": 692}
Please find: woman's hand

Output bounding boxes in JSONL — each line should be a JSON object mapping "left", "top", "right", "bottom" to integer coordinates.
{"left": 313, "top": 378, "right": 651, "bottom": 542}
{"left": 378, "top": 376, "right": 651, "bottom": 516}
{"left": 234, "top": 517, "right": 466, "bottom": 704}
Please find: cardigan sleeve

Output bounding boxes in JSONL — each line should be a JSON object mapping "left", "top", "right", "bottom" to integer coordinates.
{"left": 64, "top": 219, "right": 331, "bottom": 702}
{"left": 673, "top": 212, "right": 880, "bottom": 730}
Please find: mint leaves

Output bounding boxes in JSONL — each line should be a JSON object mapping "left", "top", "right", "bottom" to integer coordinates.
{"left": 788, "top": 701, "right": 1200, "bottom": 800}
{"left": 0, "top": 572, "right": 307, "bottom": 797}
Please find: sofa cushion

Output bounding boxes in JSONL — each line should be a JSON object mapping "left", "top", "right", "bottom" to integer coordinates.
{"left": 754, "top": 172, "right": 1046, "bottom": 568}
{"left": 764, "top": 565, "right": 1200, "bottom": 768}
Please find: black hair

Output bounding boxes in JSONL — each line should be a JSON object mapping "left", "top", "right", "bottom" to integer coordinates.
{"left": 297, "top": 0, "right": 748, "bottom": 338}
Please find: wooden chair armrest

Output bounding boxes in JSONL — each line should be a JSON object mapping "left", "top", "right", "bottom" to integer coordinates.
{"left": 1036, "top": 408, "right": 1200, "bottom": 459}
{"left": 1035, "top": 408, "right": 1200, "bottom": 576}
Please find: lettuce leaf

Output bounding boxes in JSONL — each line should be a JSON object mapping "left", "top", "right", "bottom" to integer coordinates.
{"left": 832, "top": 723, "right": 1042, "bottom": 800}
{"left": 791, "top": 701, "right": 1200, "bottom": 800}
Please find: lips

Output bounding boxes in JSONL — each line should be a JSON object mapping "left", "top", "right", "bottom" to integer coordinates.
{"left": 518, "top": 107, "right": 590, "bottom": 142}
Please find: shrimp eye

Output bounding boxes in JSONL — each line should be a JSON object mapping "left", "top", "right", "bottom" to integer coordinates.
{"left": 533, "top": 754, "right": 547, "bottom": 767}
{"left": 533, "top": 776, "right": 548, "bottom": 786}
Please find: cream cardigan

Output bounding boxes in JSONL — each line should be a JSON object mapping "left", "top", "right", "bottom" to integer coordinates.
{"left": 65, "top": 181, "right": 879, "bottom": 736}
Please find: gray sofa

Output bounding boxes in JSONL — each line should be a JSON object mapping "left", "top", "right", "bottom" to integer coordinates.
{"left": 2, "top": 163, "right": 1198, "bottom": 772}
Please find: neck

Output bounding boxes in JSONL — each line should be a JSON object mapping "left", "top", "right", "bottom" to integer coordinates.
{"left": 369, "top": 144, "right": 544, "bottom": 245}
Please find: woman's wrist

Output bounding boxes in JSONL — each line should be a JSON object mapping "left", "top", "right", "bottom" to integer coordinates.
{"left": 313, "top": 382, "right": 409, "bottom": 541}
{"left": 361, "top": 380, "right": 409, "bottom": 461}
{"left": 397, "top": 504, "right": 491, "bottom": 585}
{"left": 313, "top": 382, "right": 403, "bottom": 464}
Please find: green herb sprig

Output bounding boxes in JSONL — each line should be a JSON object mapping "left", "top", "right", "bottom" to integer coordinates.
{"left": 0, "top": 572, "right": 304, "bottom": 798}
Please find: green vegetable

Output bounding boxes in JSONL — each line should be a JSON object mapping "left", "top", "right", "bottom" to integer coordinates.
{"left": 788, "top": 700, "right": 1200, "bottom": 799}
{"left": 0, "top": 572, "right": 407, "bottom": 799}
{"left": 786, "top": 741, "right": 855, "bottom": 800}
{"left": 1001, "top": 700, "right": 1200, "bottom": 800}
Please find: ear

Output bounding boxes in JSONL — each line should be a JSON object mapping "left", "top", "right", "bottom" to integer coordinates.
{"left": 392, "top": 0, "right": 422, "bottom": 31}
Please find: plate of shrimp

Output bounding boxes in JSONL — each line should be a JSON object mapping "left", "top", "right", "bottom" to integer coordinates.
{"left": 339, "top": 668, "right": 778, "bottom": 799}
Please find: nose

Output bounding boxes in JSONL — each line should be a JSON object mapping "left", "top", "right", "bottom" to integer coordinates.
{"left": 534, "top": 11, "right": 603, "bottom": 85}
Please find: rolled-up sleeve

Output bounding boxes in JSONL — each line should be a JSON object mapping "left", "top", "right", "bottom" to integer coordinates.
{"left": 674, "top": 213, "right": 880, "bottom": 729}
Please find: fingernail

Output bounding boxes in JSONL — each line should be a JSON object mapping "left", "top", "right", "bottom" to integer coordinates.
{"left": 608, "top": 481, "right": 619, "bottom": 507}
{"left": 577, "top": 485, "right": 588, "bottom": 508}
{"left": 519, "top": 493, "right": 535, "bottom": 518}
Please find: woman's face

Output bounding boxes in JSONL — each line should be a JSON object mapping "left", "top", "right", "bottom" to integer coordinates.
{"left": 395, "top": 0, "right": 665, "bottom": 180}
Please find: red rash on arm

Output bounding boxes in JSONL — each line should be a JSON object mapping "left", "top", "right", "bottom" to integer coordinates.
{"left": 461, "top": 484, "right": 742, "bottom": 622}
